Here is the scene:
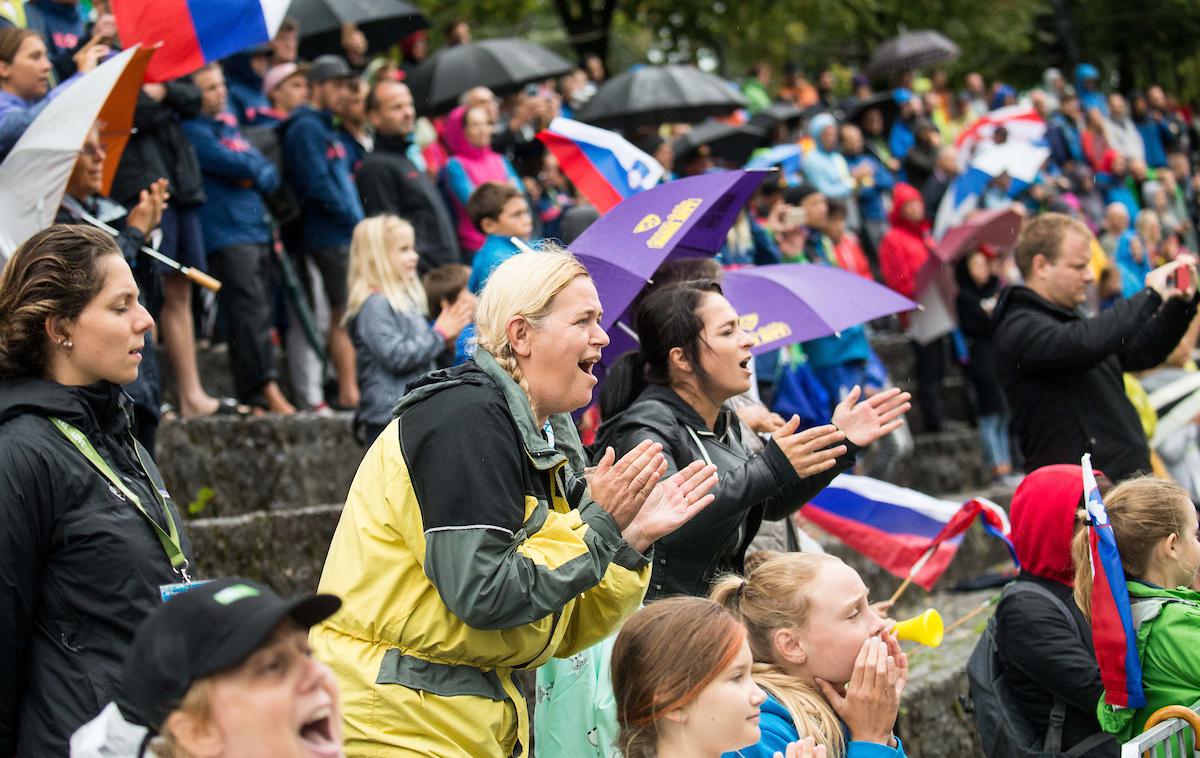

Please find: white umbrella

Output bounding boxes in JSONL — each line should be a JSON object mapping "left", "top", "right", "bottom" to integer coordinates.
{"left": 0, "top": 45, "right": 152, "bottom": 262}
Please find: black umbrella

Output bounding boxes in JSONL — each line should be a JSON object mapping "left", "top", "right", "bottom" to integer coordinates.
{"left": 291, "top": 0, "right": 428, "bottom": 60}
{"left": 673, "top": 120, "right": 767, "bottom": 166}
{"left": 865, "top": 30, "right": 960, "bottom": 80}
{"left": 749, "top": 102, "right": 812, "bottom": 131}
{"left": 407, "top": 38, "right": 574, "bottom": 115}
{"left": 575, "top": 65, "right": 748, "bottom": 132}
{"left": 844, "top": 90, "right": 901, "bottom": 131}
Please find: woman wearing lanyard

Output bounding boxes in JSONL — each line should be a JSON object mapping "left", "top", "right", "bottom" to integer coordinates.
{"left": 0, "top": 224, "right": 194, "bottom": 756}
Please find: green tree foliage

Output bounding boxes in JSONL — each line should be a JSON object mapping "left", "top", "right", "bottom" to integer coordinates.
{"left": 413, "top": 0, "right": 1200, "bottom": 92}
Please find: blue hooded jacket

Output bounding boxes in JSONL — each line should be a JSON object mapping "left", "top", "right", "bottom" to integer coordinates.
{"left": 182, "top": 111, "right": 280, "bottom": 252}
{"left": 802, "top": 113, "right": 854, "bottom": 200}
{"left": 722, "top": 692, "right": 906, "bottom": 758}
{"left": 1074, "top": 64, "right": 1108, "bottom": 116}
{"left": 1115, "top": 230, "right": 1153, "bottom": 300}
{"left": 280, "top": 105, "right": 364, "bottom": 251}
{"left": 222, "top": 52, "right": 271, "bottom": 126}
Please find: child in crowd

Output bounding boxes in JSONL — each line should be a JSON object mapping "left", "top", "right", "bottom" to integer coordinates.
{"left": 466, "top": 181, "right": 535, "bottom": 294}
{"left": 422, "top": 263, "right": 475, "bottom": 367}
{"left": 711, "top": 553, "right": 908, "bottom": 757}
{"left": 954, "top": 248, "right": 1013, "bottom": 481}
{"left": 825, "top": 199, "right": 873, "bottom": 281}
{"left": 1073, "top": 477, "right": 1200, "bottom": 743}
{"left": 344, "top": 215, "right": 474, "bottom": 446}
{"left": 71, "top": 578, "right": 344, "bottom": 758}
{"left": 611, "top": 596, "right": 825, "bottom": 758}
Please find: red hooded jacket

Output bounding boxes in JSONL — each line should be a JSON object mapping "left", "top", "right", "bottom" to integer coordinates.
{"left": 879, "top": 182, "right": 932, "bottom": 300}
{"left": 1009, "top": 464, "right": 1094, "bottom": 586}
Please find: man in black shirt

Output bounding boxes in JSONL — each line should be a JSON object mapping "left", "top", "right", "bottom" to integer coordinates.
{"left": 993, "top": 213, "right": 1196, "bottom": 481}
{"left": 357, "top": 80, "right": 461, "bottom": 271}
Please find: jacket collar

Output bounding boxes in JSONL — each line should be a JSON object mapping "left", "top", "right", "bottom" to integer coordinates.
{"left": 374, "top": 132, "right": 413, "bottom": 155}
{"left": 638, "top": 384, "right": 734, "bottom": 437}
{"left": 473, "top": 350, "right": 568, "bottom": 471}
{"left": 994, "top": 284, "right": 1083, "bottom": 323}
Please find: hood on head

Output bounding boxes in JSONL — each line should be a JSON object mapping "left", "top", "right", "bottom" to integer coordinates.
{"left": 808, "top": 112, "right": 837, "bottom": 144}
{"left": 1074, "top": 63, "right": 1100, "bottom": 91}
{"left": 443, "top": 104, "right": 479, "bottom": 157}
{"left": 1010, "top": 464, "right": 1094, "bottom": 586}
{"left": 888, "top": 182, "right": 926, "bottom": 231}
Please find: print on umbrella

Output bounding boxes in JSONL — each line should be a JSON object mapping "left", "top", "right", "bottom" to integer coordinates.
{"left": 632, "top": 198, "right": 703, "bottom": 249}
{"left": 739, "top": 312, "right": 792, "bottom": 347}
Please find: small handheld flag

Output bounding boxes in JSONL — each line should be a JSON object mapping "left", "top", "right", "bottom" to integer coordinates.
{"left": 1082, "top": 453, "right": 1145, "bottom": 709}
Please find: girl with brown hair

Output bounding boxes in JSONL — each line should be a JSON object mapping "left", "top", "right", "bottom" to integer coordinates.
{"left": 1071, "top": 476, "right": 1200, "bottom": 743}
{"left": 612, "top": 596, "right": 825, "bottom": 758}
{"left": 0, "top": 225, "right": 193, "bottom": 755}
{"left": 710, "top": 553, "right": 908, "bottom": 757}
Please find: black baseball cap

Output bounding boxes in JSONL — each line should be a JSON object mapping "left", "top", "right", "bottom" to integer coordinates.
{"left": 307, "top": 54, "right": 355, "bottom": 83}
{"left": 116, "top": 577, "right": 341, "bottom": 732}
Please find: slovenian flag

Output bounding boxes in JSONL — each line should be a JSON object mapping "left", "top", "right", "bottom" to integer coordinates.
{"left": 799, "top": 475, "right": 1017, "bottom": 590}
{"left": 536, "top": 117, "right": 663, "bottom": 213}
{"left": 112, "top": 0, "right": 289, "bottom": 83}
{"left": 1082, "top": 454, "right": 1145, "bottom": 709}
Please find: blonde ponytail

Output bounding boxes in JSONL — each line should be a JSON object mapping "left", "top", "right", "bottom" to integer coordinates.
{"left": 711, "top": 554, "right": 848, "bottom": 756}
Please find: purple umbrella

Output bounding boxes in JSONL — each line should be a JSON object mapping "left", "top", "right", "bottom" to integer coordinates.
{"left": 570, "top": 170, "right": 773, "bottom": 354}
{"left": 721, "top": 264, "right": 918, "bottom": 355}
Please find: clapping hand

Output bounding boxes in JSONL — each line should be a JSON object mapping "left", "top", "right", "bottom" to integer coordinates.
{"left": 772, "top": 416, "right": 846, "bottom": 477}
{"left": 831, "top": 386, "right": 911, "bottom": 446}
{"left": 622, "top": 460, "right": 718, "bottom": 552}
{"left": 126, "top": 178, "right": 170, "bottom": 236}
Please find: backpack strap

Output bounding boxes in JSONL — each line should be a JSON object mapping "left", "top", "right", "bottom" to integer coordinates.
{"left": 1001, "top": 581, "right": 1089, "bottom": 755}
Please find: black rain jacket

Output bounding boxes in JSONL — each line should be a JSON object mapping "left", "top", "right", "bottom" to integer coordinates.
{"left": 0, "top": 380, "right": 192, "bottom": 756}
{"left": 992, "top": 285, "right": 1195, "bottom": 482}
{"left": 593, "top": 385, "right": 857, "bottom": 601}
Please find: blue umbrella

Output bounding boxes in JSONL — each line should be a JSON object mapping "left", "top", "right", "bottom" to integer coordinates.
{"left": 746, "top": 143, "right": 804, "bottom": 183}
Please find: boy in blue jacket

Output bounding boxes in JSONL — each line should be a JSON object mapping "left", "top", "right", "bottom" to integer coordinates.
{"left": 279, "top": 54, "right": 363, "bottom": 408}
{"left": 184, "top": 63, "right": 293, "bottom": 414}
{"left": 466, "top": 182, "right": 535, "bottom": 295}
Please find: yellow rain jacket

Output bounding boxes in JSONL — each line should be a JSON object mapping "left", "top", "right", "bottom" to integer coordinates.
{"left": 311, "top": 350, "right": 651, "bottom": 757}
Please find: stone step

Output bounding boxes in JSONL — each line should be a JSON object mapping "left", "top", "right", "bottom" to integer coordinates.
{"left": 157, "top": 412, "right": 362, "bottom": 518}
{"left": 896, "top": 588, "right": 995, "bottom": 757}
{"left": 186, "top": 503, "right": 343, "bottom": 596}
{"left": 159, "top": 411, "right": 989, "bottom": 521}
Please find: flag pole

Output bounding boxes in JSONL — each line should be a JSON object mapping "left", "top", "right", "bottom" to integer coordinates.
{"left": 888, "top": 544, "right": 937, "bottom": 606}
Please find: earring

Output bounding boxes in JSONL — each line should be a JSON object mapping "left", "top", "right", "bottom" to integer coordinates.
{"left": 60, "top": 339, "right": 73, "bottom": 349}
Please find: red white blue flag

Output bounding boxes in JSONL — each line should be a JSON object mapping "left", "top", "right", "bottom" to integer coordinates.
{"left": 1082, "top": 454, "right": 1145, "bottom": 709}
{"left": 799, "top": 475, "right": 1017, "bottom": 590}
{"left": 536, "top": 117, "right": 663, "bottom": 213}
{"left": 112, "top": 0, "right": 289, "bottom": 83}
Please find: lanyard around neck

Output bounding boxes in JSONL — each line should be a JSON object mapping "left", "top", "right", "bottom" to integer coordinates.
{"left": 49, "top": 417, "right": 189, "bottom": 578}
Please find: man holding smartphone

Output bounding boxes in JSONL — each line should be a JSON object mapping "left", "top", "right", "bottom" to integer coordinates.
{"left": 993, "top": 213, "right": 1198, "bottom": 481}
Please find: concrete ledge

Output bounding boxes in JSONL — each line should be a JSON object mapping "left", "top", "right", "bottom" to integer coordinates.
{"left": 157, "top": 412, "right": 362, "bottom": 517}
{"left": 185, "top": 503, "right": 343, "bottom": 595}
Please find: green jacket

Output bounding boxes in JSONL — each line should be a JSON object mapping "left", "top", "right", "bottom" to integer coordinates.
{"left": 1097, "top": 581, "right": 1200, "bottom": 742}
